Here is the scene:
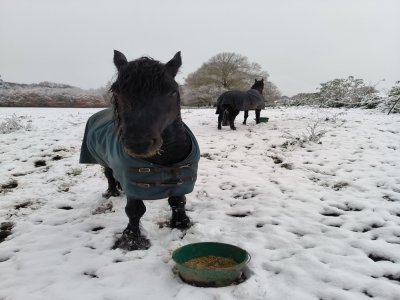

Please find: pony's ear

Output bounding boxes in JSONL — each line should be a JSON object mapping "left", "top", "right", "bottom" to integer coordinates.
{"left": 165, "top": 51, "right": 182, "bottom": 77}
{"left": 113, "top": 50, "right": 128, "bottom": 71}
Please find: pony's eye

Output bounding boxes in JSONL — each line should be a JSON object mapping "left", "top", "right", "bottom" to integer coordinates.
{"left": 169, "top": 91, "right": 178, "bottom": 97}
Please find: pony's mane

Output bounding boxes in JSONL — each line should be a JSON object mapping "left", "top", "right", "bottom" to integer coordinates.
{"left": 110, "top": 57, "right": 170, "bottom": 96}
{"left": 109, "top": 56, "right": 177, "bottom": 135}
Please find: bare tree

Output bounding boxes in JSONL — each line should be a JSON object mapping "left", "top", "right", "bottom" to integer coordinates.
{"left": 264, "top": 81, "right": 282, "bottom": 106}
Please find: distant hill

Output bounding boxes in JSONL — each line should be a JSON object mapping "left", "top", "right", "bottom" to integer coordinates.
{"left": 0, "top": 79, "right": 109, "bottom": 107}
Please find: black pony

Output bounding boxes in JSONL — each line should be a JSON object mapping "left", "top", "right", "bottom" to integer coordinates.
{"left": 216, "top": 79, "right": 265, "bottom": 130}
{"left": 80, "top": 50, "right": 200, "bottom": 251}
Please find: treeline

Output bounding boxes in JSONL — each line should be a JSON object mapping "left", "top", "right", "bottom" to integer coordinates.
{"left": 1, "top": 54, "right": 399, "bottom": 113}
{"left": 0, "top": 77, "right": 108, "bottom": 107}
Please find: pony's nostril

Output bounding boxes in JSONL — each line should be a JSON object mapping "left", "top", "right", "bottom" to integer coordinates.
{"left": 152, "top": 138, "right": 157, "bottom": 146}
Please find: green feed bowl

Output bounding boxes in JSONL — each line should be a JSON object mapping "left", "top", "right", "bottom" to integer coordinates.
{"left": 172, "top": 242, "right": 251, "bottom": 287}
{"left": 259, "top": 117, "right": 269, "bottom": 123}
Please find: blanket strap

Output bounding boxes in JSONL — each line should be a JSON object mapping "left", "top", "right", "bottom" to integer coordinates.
{"left": 132, "top": 175, "right": 197, "bottom": 188}
{"left": 128, "top": 163, "right": 196, "bottom": 173}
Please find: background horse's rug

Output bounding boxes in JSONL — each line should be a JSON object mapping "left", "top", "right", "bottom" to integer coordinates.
{"left": 80, "top": 108, "right": 200, "bottom": 199}
{"left": 217, "top": 89, "right": 265, "bottom": 111}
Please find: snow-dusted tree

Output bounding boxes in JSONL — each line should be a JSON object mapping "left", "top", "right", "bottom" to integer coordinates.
{"left": 290, "top": 93, "right": 321, "bottom": 106}
{"left": 318, "top": 76, "right": 377, "bottom": 107}
{"left": 379, "top": 80, "right": 400, "bottom": 113}
{"left": 181, "top": 85, "right": 224, "bottom": 106}
{"left": 389, "top": 81, "right": 400, "bottom": 97}
{"left": 186, "top": 52, "right": 268, "bottom": 90}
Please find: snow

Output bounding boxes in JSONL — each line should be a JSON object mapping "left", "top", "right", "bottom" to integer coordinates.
{"left": 0, "top": 107, "right": 400, "bottom": 300}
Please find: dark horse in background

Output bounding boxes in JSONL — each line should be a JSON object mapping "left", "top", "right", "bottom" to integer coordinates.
{"left": 216, "top": 79, "right": 265, "bottom": 130}
{"left": 80, "top": 50, "right": 200, "bottom": 251}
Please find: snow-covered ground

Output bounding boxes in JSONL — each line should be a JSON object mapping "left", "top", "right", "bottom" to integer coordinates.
{"left": 0, "top": 107, "right": 399, "bottom": 300}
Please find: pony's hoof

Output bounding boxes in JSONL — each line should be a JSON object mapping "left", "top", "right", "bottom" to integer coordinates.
{"left": 170, "top": 216, "right": 192, "bottom": 230}
{"left": 218, "top": 126, "right": 222, "bottom": 130}
{"left": 113, "top": 228, "right": 150, "bottom": 251}
{"left": 230, "top": 127, "right": 236, "bottom": 130}
{"left": 103, "top": 189, "right": 121, "bottom": 198}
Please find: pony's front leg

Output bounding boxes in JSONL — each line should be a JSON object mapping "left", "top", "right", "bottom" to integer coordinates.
{"left": 103, "top": 166, "right": 121, "bottom": 198}
{"left": 113, "top": 198, "right": 150, "bottom": 250}
{"left": 229, "top": 109, "right": 239, "bottom": 130}
{"left": 255, "top": 109, "right": 261, "bottom": 124}
{"left": 243, "top": 110, "right": 249, "bottom": 125}
{"left": 217, "top": 111, "right": 223, "bottom": 129}
{"left": 169, "top": 196, "right": 191, "bottom": 229}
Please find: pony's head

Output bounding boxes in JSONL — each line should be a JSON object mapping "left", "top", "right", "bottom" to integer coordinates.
{"left": 110, "top": 50, "right": 182, "bottom": 158}
{"left": 251, "top": 79, "right": 264, "bottom": 94}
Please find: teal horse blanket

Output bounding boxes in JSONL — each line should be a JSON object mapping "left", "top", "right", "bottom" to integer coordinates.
{"left": 79, "top": 108, "right": 200, "bottom": 200}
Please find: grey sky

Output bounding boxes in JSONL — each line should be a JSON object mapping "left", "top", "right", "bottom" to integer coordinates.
{"left": 1, "top": 0, "right": 399, "bottom": 96}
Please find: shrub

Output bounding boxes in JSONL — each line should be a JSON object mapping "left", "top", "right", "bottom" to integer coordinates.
{"left": 0, "top": 114, "right": 32, "bottom": 134}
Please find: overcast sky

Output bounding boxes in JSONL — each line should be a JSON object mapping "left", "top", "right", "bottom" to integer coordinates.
{"left": 1, "top": 0, "right": 399, "bottom": 96}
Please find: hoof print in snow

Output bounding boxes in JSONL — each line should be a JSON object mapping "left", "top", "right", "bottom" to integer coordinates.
{"left": 1, "top": 179, "right": 18, "bottom": 189}
{"left": 91, "top": 226, "right": 104, "bottom": 232}
{"left": 34, "top": 160, "right": 46, "bottom": 167}
{"left": 0, "top": 222, "right": 14, "bottom": 243}
{"left": 291, "top": 231, "right": 306, "bottom": 237}
{"left": 53, "top": 147, "right": 68, "bottom": 153}
{"left": 309, "top": 176, "right": 320, "bottom": 183}
{"left": 58, "top": 206, "right": 73, "bottom": 210}
{"left": 157, "top": 221, "right": 170, "bottom": 229}
{"left": 227, "top": 212, "right": 251, "bottom": 218}
{"left": 15, "top": 201, "right": 32, "bottom": 210}
{"left": 382, "top": 195, "right": 397, "bottom": 202}
{"left": 1, "top": 179, "right": 18, "bottom": 193}
{"left": 269, "top": 156, "right": 282, "bottom": 164}
{"left": 0, "top": 256, "right": 11, "bottom": 262}
{"left": 326, "top": 223, "right": 342, "bottom": 228}
{"left": 382, "top": 273, "right": 400, "bottom": 284}
{"left": 66, "top": 168, "right": 82, "bottom": 176}
{"left": 256, "top": 223, "right": 264, "bottom": 228}
{"left": 233, "top": 191, "right": 257, "bottom": 199}
{"left": 281, "top": 163, "right": 293, "bottom": 170}
{"left": 368, "top": 253, "right": 394, "bottom": 263}
{"left": 52, "top": 155, "right": 63, "bottom": 161}
{"left": 362, "top": 289, "right": 374, "bottom": 298}
{"left": 83, "top": 271, "right": 98, "bottom": 279}
{"left": 338, "top": 203, "right": 363, "bottom": 212}
{"left": 219, "top": 182, "right": 236, "bottom": 190}
{"left": 332, "top": 182, "right": 349, "bottom": 191}
{"left": 321, "top": 211, "right": 342, "bottom": 217}
{"left": 92, "top": 202, "right": 114, "bottom": 215}
{"left": 200, "top": 153, "right": 213, "bottom": 160}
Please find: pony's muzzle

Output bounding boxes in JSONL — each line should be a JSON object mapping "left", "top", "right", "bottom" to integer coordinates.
{"left": 123, "top": 136, "right": 162, "bottom": 157}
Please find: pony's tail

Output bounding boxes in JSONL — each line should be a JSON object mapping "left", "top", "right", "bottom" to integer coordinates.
{"left": 215, "top": 95, "right": 223, "bottom": 114}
